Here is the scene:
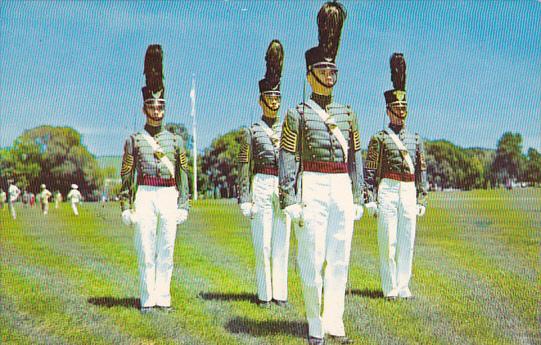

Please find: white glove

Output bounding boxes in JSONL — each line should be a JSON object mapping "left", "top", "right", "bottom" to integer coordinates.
{"left": 240, "top": 202, "right": 254, "bottom": 218}
{"left": 284, "top": 204, "right": 303, "bottom": 221}
{"left": 176, "top": 209, "right": 189, "bottom": 224}
{"left": 353, "top": 204, "right": 364, "bottom": 221}
{"left": 417, "top": 205, "right": 426, "bottom": 217}
{"left": 365, "top": 202, "right": 379, "bottom": 218}
{"left": 121, "top": 210, "right": 135, "bottom": 226}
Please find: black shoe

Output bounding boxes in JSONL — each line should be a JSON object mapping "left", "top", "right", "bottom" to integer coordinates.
{"left": 156, "top": 305, "right": 173, "bottom": 312}
{"left": 256, "top": 300, "right": 271, "bottom": 309}
{"left": 308, "top": 336, "right": 325, "bottom": 345}
{"left": 385, "top": 296, "right": 398, "bottom": 301}
{"left": 272, "top": 299, "right": 289, "bottom": 308}
{"left": 140, "top": 306, "right": 154, "bottom": 314}
{"left": 400, "top": 295, "right": 415, "bottom": 300}
{"left": 328, "top": 335, "right": 353, "bottom": 344}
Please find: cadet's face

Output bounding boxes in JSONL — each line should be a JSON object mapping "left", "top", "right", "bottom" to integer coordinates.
{"left": 312, "top": 68, "right": 338, "bottom": 88}
{"left": 143, "top": 101, "right": 165, "bottom": 121}
{"left": 263, "top": 94, "right": 281, "bottom": 111}
{"left": 387, "top": 104, "right": 408, "bottom": 125}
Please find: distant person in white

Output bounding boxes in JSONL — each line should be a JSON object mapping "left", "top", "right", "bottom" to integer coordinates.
{"left": 7, "top": 179, "right": 20, "bottom": 219}
{"left": 54, "top": 191, "right": 63, "bottom": 209}
{"left": 0, "top": 189, "right": 6, "bottom": 209}
{"left": 39, "top": 184, "right": 52, "bottom": 215}
{"left": 67, "top": 184, "right": 82, "bottom": 216}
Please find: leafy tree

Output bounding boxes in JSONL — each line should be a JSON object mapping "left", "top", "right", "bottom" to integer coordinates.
{"left": 425, "top": 140, "right": 484, "bottom": 190}
{"left": 466, "top": 148, "right": 495, "bottom": 188}
{"left": 2, "top": 126, "right": 103, "bottom": 196}
{"left": 0, "top": 137, "right": 42, "bottom": 191}
{"left": 490, "top": 132, "right": 526, "bottom": 185}
{"left": 200, "top": 128, "right": 244, "bottom": 198}
{"left": 524, "top": 148, "right": 541, "bottom": 186}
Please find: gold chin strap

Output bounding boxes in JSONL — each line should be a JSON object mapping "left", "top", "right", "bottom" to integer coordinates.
{"left": 146, "top": 116, "right": 163, "bottom": 127}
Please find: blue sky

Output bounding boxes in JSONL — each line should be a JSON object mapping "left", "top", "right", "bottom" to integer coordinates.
{"left": 1, "top": 1, "right": 540, "bottom": 156}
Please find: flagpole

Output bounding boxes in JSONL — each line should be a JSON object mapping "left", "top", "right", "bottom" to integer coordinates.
{"left": 190, "top": 75, "right": 198, "bottom": 201}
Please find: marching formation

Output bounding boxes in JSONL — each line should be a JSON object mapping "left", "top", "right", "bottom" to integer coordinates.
{"left": 116, "top": 1, "right": 428, "bottom": 344}
{"left": 1, "top": 1, "right": 429, "bottom": 344}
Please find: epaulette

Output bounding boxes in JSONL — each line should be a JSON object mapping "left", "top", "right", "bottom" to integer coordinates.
{"left": 280, "top": 115, "right": 298, "bottom": 153}
{"left": 238, "top": 127, "right": 251, "bottom": 163}
{"left": 179, "top": 151, "right": 188, "bottom": 170}
{"left": 353, "top": 129, "right": 361, "bottom": 152}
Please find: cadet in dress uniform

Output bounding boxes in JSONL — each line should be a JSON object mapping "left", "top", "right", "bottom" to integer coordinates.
{"left": 7, "top": 179, "right": 20, "bottom": 219}
{"left": 67, "top": 184, "right": 82, "bottom": 216}
{"left": 39, "top": 184, "right": 52, "bottom": 215}
{"left": 238, "top": 40, "right": 291, "bottom": 308}
{"left": 54, "top": 191, "right": 62, "bottom": 209}
{"left": 364, "top": 53, "right": 428, "bottom": 300}
{"left": 119, "top": 45, "right": 189, "bottom": 314}
{"left": 0, "top": 189, "right": 6, "bottom": 209}
{"left": 279, "top": 2, "right": 364, "bottom": 344}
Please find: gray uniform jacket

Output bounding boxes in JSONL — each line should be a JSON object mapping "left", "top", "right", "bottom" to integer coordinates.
{"left": 364, "top": 125, "right": 428, "bottom": 205}
{"left": 238, "top": 120, "right": 282, "bottom": 204}
{"left": 278, "top": 102, "right": 365, "bottom": 209}
{"left": 120, "top": 128, "right": 189, "bottom": 211}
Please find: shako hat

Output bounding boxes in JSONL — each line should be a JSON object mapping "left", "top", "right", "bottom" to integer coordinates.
{"left": 305, "top": 1, "right": 347, "bottom": 73}
{"left": 384, "top": 53, "right": 407, "bottom": 106}
{"left": 142, "top": 44, "right": 165, "bottom": 104}
{"left": 259, "top": 40, "right": 284, "bottom": 97}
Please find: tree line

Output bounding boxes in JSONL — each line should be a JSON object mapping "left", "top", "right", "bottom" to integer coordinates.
{"left": 197, "top": 130, "right": 540, "bottom": 197}
{"left": 1, "top": 126, "right": 539, "bottom": 199}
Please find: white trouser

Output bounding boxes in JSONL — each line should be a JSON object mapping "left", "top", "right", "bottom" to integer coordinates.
{"left": 296, "top": 172, "right": 354, "bottom": 338}
{"left": 41, "top": 202, "right": 49, "bottom": 214}
{"left": 134, "top": 185, "right": 179, "bottom": 307}
{"left": 8, "top": 201, "right": 16, "bottom": 219}
{"left": 71, "top": 201, "right": 79, "bottom": 215}
{"left": 377, "top": 178, "right": 417, "bottom": 297}
{"left": 251, "top": 174, "right": 291, "bottom": 302}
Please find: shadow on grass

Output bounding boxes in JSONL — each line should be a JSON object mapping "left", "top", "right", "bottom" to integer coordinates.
{"left": 226, "top": 317, "right": 307, "bottom": 338}
{"left": 88, "top": 297, "right": 140, "bottom": 309}
{"left": 199, "top": 292, "right": 259, "bottom": 303}
{"left": 350, "top": 289, "right": 384, "bottom": 299}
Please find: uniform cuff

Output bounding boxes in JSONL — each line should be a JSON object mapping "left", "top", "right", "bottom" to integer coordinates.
{"left": 238, "top": 195, "right": 252, "bottom": 204}
{"left": 280, "top": 194, "right": 298, "bottom": 210}
{"left": 177, "top": 200, "right": 189, "bottom": 210}
{"left": 353, "top": 193, "right": 364, "bottom": 205}
{"left": 120, "top": 201, "right": 130, "bottom": 212}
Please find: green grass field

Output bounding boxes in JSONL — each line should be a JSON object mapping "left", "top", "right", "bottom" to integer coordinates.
{"left": 1, "top": 189, "right": 539, "bottom": 345}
